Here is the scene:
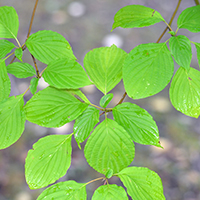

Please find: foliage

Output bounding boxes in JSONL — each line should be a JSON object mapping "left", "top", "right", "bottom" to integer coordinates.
{"left": 0, "top": 2, "right": 200, "bottom": 199}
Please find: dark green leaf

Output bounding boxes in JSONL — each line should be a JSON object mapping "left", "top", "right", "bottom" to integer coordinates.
{"left": 24, "top": 86, "right": 89, "bottom": 128}
{"left": 0, "top": 40, "right": 15, "bottom": 58}
{"left": 30, "top": 77, "right": 39, "bottom": 95}
{"left": 14, "top": 47, "right": 23, "bottom": 62}
{"left": 25, "top": 134, "right": 72, "bottom": 189}
{"left": 99, "top": 93, "right": 113, "bottom": 108}
{"left": 118, "top": 167, "right": 165, "bottom": 200}
{"left": 105, "top": 169, "right": 113, "bottom": 179}
{"left": 43, "top": 58, "right": 92, "bottom": 89}
{"left": 123, "top": 43, "right": 174, "bottom": 99}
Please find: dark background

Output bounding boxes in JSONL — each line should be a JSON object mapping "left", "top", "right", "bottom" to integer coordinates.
{"left": 0, "top": 0, "right": 200, "bottom": 199}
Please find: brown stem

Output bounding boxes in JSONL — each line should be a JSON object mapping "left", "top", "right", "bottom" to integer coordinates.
{"left": 117, "top": 92, "right": 127, "bottom": 106}
{"left": 194, "top": 0, "right": 200, "bottom": 5}
{"left": 31, "top": 54, "right": 40, "bottom": 77}
{"left": 10, "top": 56, "right": 16, "bottom": 64}
{"left": 156, "top": 0, "right": 182, "bottom": 43}
{"left": 27, "top": 0, "right": 39, "bottom": 38}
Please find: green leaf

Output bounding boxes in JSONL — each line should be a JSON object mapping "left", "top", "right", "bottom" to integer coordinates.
{"left": 113, "top": 102, "right": 161, "bottom": 147}
{"left": 177, "top": 5, "right": 200, "bottom": 33}
{"left": 0, "top": 39, "right": 15, "bottom": 58}
{"left": 26, "top": 30, "right": 76, "bottom": 64}
{"left": 0, "top": 6, "right": 19, "bottom": 38}
{"left": 24, "top": 86, "right": 89, "bottom": 128}
{"left": 123, "top": 43, "right": 174, "bottom": 99}
{"left": 84, "top": 45, "right": 127, "bottom": 94}
{"left": 112, "top": 5, "right": 165, "bottom": 31}
{"left": 37, "top": 181, "right": 87, "bottom": 200}
{"left": 43, "top": 58, "right": 92, "bottom": 89}
{"left": 7, "top": 62, "right": 36, "bottom": 78}
{"left": 99, "top": 93, "right": 113, "bottom": 108}
{"left": 105, "top": 169, "right": 113, "bottom": 179}
{"left": 92, "top": 184, "right": 128, "bottom": 200}
{"left": 194, "top": 42, "right": 200, "bottom": 68}
{"left": 25, "top": 134, "right": 72, "bottom": 189}
{"left": 14, "top": 48, "right": 23, "bottom": 62}
{"left": 84, "top": 118, "right": 135, "bottom": 175}
{"left": 0, "top": 94, "right": 26, "bottom": 149}
{"left": 118, "top": 167, "right": 165, "bottom": 200}
{"left": 67, "top": 89, "right": 91, "bottom": 104}
{"left": 0, "top": 59, "right": 11, "bottom": 102}
{"left": 170, "top": 67, "right": 200, "bottom": 118}
{"left": 30, "top": 77, "right": 39, "bottom": 95}
{"left": 169, "top": 35, "right": 192, "bottom": 71}
{"left": 74, "top": 106, "right": 99, "bottom": 143}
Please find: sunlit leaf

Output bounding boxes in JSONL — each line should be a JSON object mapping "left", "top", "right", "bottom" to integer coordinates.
{"left": 0, "top": 39, "right": 15, "bottom": 58}
{"left": 30, "top": 77, "right": 39, "bottom": 95}
{"left": 15, "top": 47, "right": 23, "bottom": 62}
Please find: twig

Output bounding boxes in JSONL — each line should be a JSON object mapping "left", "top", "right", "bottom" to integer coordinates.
{"left": 31, "top": 54, "right": 40, "bottom": 77}
{"left": 117, "top": 92, "right": 127, "bottom": 106}
{"left": 194, "top": 0, "right": 200, "bottom": 5}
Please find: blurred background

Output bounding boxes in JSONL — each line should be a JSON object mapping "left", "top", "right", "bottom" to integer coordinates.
{"left": 0, "top": 0, "right": 200, "bottom": 199}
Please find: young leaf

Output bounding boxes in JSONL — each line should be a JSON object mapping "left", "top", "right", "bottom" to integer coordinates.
{"left": 92, "top": 184, "right": 128, "bottom": 200}
{"left": 0, "top": 40, "right": 15, "bottom": 58}
{"left": 37, "top": 181, "right": 87, "bottom": 200}
{"left": 113, "top": 102, "right": 161, "bottom": 147}
{"left": 30, "top": 77, "right": 39, "bottom": 95}
{"left": 26, "top": 30, "right": 76, "bottom": 64}
{"left": 105, "top": 169, "right": 113, "bottom": 179}
{"left": 117, "top": 167, "right": 165, "bottom": 200}
{"left": 112, "top": 5, "right": 165, "bottom": 31}
{"left": 0, "top": 94, "right": 26, "bottom": 149}
{"left": 169, "top": 35, "right": 192, "bottom": 71}
{"left": 24, "top": 86, "right": 89, "bottom": 128}
{"left": 84, "top": 118, "right": 135, "bottom": 175}
{"left": 0, "top": 6, "right": 19, "bottom": 38}
{"left": 99, "top": 93, "right": 113, "bottom": 108}
{"left": 123, "top": 43, "right": 174, "bottom": 99}
{"left": 0, "top": 59, "right": 11, "bottom": 102}
{"left": 43, "top": 58, "right": 92, "bottom": 89}
{"left": 170, "top": 67, "right": 200, "bottom": 118}
{"left": 14, "top": 48, "right": 23, "bottom": 62}
{"left": 84, "top": 45, "right": 127, "bottom": 94}
{"left": 7, "top": 62, "right": 36, "bottom": 78}
{"left": 177, "top": 5, "right": 200, "bottom": 33}
{"left": 74, "top": 106, "right": 99, "bottom": 144}
{"left": 25, "top": 134, "right": 72, "bottom": 189}
{"left": 194, "top": 42, "right": 200, "bottom": 68}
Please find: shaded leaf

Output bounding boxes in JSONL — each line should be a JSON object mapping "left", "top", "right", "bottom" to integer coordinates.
{"left": 99, "top": 93, "right": 113, "bottom": 108}
{"left": 0, "top": 39, "right": 15, "bottom": 58}
{"left": 30, "top": 77, "right": 39, "bottom": 95}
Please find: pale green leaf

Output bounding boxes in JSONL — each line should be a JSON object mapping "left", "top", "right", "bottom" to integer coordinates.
{"left": 99, "top": 93, "right": 113, "bottom": 108}
{"left": 123, "top": 43, "right": 174, "bottom": 99}
{"left": 43, "top": 58, "right": 92, "bottom": 89}
{"left": 0, "top": 59, "right": 11, "bottom": 102}
{"left": 30, "top": 77, "right": 39, "bottom": 95}
{"left": 15, "top": 47, "right": 23, "bottom": 62}
{"left": 118, "top": 167, "right": 165, "bottom": 200}
{"left": 194, "top": 42, "right": 200, "bottom": 68}
{"left": 84, "top": 45, "right": 127, "bottom": 94}
{"left": 74, "top": 106, "right": 99, "bottom": 143}
{"left": 7, "top": 62, "right": 36, "bottom": 78}
{"left": 0, "top": 6, "right": 19, "bottom": 38}
{"left": 84, "top": 118, "right": 135, "bottom": 175}
{"left": 37, "top": 181, "right": 87, "bottom": 200}
{"left": 25, "top": 134, "right": 72, "bottom": 189}
{"left": 0, "top": 94, "right": 26, "bottom": 149}
{"left": 177, "top": 5, "right": 200, "bottom": 32}
{"left": 112, "top": 5, "right": 165, "bottom": 31}
{"left": 0, "top": 39, "right": 15, "bottom": 58}
{"left": 92, "top": 184, "right": 128, "bottom": 200}
{"left": 24, "top": 86, "right": 89, "bottom": 128}
{"left": 169, "top": 35, "right": 192, "bottom": 71}
{"left": 170, "top": 67, "right": 200, "bottom": 118}
{"left": 26, "top": 30, "right": 76, "bottom": 64}
{"left": 113, "top": 102, "right": 161, "bottom": 147}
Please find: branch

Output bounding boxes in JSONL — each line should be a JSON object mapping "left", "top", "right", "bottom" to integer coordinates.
{"left": 31, "top": 54, "right": 40, "bottom": 78}
{"left": 194, "top": 0, "right": 200, "bottom": 5}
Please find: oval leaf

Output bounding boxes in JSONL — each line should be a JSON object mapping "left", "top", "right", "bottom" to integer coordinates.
{"left": 84, "top": 45, "right": 127, "bottom": 94}
{"left": 177, "top": 5, "right": 200, "bottom": 32}
{"left": 24, "top": 86, "right": 89, "bottom": 128}
{"left": 74, "top": 106, "right": 99, "bottom": 144}
{"left": 30, "top": 77, "right": 39, "bottom": 95}
{"left": 0, "top": 6, "right": 19, "bottom": 38}
{"left": 92, "top": 185, "right": 128, "bottom": 200}
{"left": 43, "top": 58, "right": 92, "bottom": 89}
{"left": 84, "top": 118, "right": 135, "bottom": 175}
{"left": 123, "top": 43, "right": 174, "bottom": 99}
{"left": 118, "top": 167, "right": 165, "bottom": 200}
{"left": 0, "top": 40, "right": 15, "bottom": 59}
{"left": 113, "top": 102, "right": 161, "bottom": 147}
{"left": 169, "top": 35, "right": 192, "bottom": 71}
{"left": 0, "top": 59, "right": 11, "bottom": 102}
{"left": 37, "top": 181, "right": 87, "bottom": 200}
{"left": 26, "top": 30, "right": 76, "bottom": 64}
{"left": 25, "top": 134, "right": 72, "bottom": 189}
{"left": 7, "top": 62, "right": 36, "bottom": 78}
{"left": 99, "top": 93, "right": 113, "bottom": 108}
{"left": 170, "top": 67, "right": 200, "bottom": 118}
{"left": 112, "top": 5, "right": 165, "bottom": 31}
{"left": 0, "top": 94, "right": 26, "bottom": 149}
